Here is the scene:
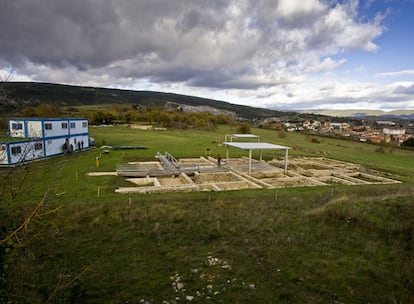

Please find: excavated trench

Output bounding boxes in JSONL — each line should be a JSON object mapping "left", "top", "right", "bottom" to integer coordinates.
{"left": 88, "top": 155, "right": 400, "bottom": 194}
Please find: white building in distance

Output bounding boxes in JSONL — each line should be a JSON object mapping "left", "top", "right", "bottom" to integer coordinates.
{"left": 383, "top": 128, "right": 405, "bottom": 135}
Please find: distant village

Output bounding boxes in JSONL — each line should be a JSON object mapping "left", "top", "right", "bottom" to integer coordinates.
{"left": 263, "top": 117, "right": 414, "bottom": 146}
{"left": 166, "top": 102, "right": 414, "bottom": 146}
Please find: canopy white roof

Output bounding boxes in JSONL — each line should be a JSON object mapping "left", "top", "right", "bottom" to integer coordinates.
{"left": 224, "top": 133, "right": 260, "bottom": 142}
{"left": 222, "top": 142, "right": 291, "bottom": 175}
{"left": 223, "top": 142, "right": 289, "bottom": 150}
{"left": 230, "top": 134, "right": 259, "bottom": 138}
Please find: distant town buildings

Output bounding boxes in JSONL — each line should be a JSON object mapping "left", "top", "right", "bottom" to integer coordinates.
{"left": 376, "top": 120, "right": 396, "bottom": 126}
{"left": 269, "top": 118, "right": 414, "bottom": 146}
{"left": 383, "top": 128, "right": 405, "bottom": 135}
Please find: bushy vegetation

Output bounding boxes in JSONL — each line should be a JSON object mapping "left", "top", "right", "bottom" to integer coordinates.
{"left": 17, "top": 103, "right": 62, "bottom": 118}
{"left": 402, "top": 137, "right": 414, "bottom": 147}
{"left": 13, "top": 103, "right": 236, "bottom": 130}
{"left": 110, "top": 106, "right": 234, "bottom": 130}
{"left": 236, "top": 122, "right": 251, "bottom": 134}
{"left": 1, "top": 125, "right": 414, "bottom": 303}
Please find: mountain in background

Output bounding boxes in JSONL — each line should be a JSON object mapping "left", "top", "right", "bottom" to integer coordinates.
{"left": 4, "top": 82, "right": 411, "bottom": 122}
{"left": 1, "top": 82, "right": 305, "bottom": 120}
{"left": 301, "top": 109, "right": 414, "bottom": 120}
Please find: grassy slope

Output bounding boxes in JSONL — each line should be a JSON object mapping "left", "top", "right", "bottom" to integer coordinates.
{"left": 4, "top": 126, "right": 414, "bottom": 303}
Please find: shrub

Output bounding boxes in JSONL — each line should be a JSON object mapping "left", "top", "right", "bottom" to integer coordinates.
{"left": 237, "top": 123, "right": 251, "bottom": 134}
{"left": 402, "top": 138, "right": 414, "bottom": 147}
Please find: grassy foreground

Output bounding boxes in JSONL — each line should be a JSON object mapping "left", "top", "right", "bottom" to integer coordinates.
{"left": 2, "top": 125, "right": 414, "bottom": 303}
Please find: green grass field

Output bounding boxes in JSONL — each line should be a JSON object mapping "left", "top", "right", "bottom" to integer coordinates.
{"left": 2, "top": 125, "right": 414, "bottom": 303}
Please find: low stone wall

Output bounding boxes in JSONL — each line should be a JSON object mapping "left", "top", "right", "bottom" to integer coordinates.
{"left": 96, "top": 156, "right": 401, "bottom": 194}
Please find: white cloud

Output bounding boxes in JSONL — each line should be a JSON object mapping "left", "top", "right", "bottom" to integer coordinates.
{"left": 221, "top": 77, "right": 414, "bottom": 111}
{"left": 376, "top": 70, "right": 414, "bottom": 78}
{"left": 305, "top": 57, "right": 347, "bottom": 73}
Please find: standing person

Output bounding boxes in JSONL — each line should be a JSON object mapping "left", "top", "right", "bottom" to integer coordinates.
{"left": 217, "top": 154, "right": 222, "bottom": 167}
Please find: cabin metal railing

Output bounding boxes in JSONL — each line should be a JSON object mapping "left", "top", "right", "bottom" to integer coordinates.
{"left": 164, "top": 151, "right": 178, "bottom": 164}
{"left": 155, "top": 152, "right": 180, "bottom": 174}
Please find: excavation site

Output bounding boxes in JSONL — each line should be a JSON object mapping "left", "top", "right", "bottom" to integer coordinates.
{"left": 88, "top": 152, "right": 400, "bottom": 194}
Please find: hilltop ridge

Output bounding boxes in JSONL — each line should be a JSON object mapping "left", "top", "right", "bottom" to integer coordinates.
{"left": 4, "top": 82, "right": 412, "bottom": 122}
{"left": 1, "top": 82, "right": 299, "bottom": 120}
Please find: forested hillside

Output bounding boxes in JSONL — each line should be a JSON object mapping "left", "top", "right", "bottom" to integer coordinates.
{"left": 1, "top": 82, "right": 300, "bottom": 120}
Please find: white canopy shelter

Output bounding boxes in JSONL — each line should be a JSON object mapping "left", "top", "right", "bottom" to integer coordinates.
{"left": 224, "top": 134, "right": 260, "bottom": 142}
{"left": 223, "top": 142, "right": 290, "bottom": 175}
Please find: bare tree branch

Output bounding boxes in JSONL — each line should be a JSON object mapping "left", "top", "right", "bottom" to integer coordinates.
{"left": 46, "top": 265, "right": 91, "bottom": 304}
{"left": 0, "top": 191, "right": 58, "bottom": 245}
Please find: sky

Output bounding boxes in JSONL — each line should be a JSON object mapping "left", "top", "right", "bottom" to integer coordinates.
{"left": 0, "top": 0, "right": 413, "bottom": 111}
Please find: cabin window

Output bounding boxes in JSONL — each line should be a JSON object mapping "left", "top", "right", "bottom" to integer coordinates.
{"left": 62, "top": 122, "right": 68, "bottom": 129}
{"left": 34, "top": 143, "right": 43, "bottom": 150}
{"left": 45, "top": 123, "right": 52, "bottom": 130}
{"left": 11, "top": 146, "right": 22, "bottom": 155}
{"left": 12, "top": 123, "right": 23, "bottom": 130}
{"left": 70, "top": 122, "right": 76, "bottom": 128}
{"left": 1, "top": 144, "right": 6, "bottom": 151}
{"left": 82, "top": 122, "right": 87, "bottom": 128}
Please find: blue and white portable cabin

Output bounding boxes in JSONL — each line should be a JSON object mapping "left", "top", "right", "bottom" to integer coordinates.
{"left": 1, "top": 117, "right": 89, "bottom": 166}
{"left": 0, "top": 139, "right": 45, "bottom": 166}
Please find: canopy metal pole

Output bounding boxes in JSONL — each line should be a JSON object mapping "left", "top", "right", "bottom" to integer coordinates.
{"left": 226, "top": 146, "right": 229, "bottom": 161}
{"left": 284, "top": 148, "right": 289, "bottom": 174}
{"left": 248, "top": 149, "right": 252, "bottom": 175}
{"left": 259, "top": 149, "right": 263, "bottom": 161}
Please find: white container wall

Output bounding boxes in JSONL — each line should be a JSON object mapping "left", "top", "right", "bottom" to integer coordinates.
{"left": 69, "top": 119, "right": 88, "bottom": 136}
{"left": 0, "top": 143, "right": 8, "bottom": 165}
{"left": 27, "top": 121, "right": 43, "bottom": 138}
{"left": 2, "top": 118, "right": 90, "bottom": 166}
{"left": 8, "top": 120, "right": 25, "bottom": 137}
{"left": 43, "top": 119, "right": 71, "bottom": 138}
{"left": 3, "top": 140, "right": 45, "bottom": 165}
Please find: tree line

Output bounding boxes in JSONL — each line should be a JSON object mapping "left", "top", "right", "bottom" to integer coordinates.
{"left": 10, "top": 103, "right": 237, "bottom": 130}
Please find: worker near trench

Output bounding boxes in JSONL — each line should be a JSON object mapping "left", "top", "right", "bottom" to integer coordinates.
{"left": 217, "top": 154, "right": 222, "bottom": 167}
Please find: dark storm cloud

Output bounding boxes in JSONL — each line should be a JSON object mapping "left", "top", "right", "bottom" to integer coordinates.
{"left": 0, "top": 0, "right": 383, "bottom": 91}
{"left": 0, "top": 0, "right": 123, "bottom": 68}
